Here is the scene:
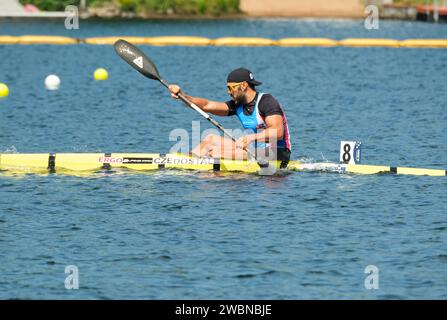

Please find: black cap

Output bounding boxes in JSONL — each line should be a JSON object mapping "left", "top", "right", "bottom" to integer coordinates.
{"left": 227, "top": 68, "right": 262, "bottom": 86}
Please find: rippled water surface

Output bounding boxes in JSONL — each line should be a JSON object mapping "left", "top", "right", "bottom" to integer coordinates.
{"left": 0, "top": 19, "right": 446, "bottom": 299}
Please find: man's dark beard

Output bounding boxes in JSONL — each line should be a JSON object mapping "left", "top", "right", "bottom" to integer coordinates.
{"left": 233, "top": 94, "right": 244, "bottom": 105}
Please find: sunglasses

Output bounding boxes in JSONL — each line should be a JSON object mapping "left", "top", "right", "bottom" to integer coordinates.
{"left": 227, "top": 81, "right": 245, "bottom": 92}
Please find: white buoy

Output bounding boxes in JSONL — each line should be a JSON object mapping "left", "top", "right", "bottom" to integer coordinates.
{"left": 45, "top": 75, "right": 61, "bottom": 90}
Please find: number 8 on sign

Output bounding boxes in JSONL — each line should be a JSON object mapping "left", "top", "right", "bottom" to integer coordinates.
{"left": 340, "top": 141, "right": 362, "bottom": 164}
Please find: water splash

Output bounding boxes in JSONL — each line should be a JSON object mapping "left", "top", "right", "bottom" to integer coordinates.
{"left": 320, "top": 152, "right": 330, "bottom": 163}
{"left": 297, "top": 156, "right": 316, "bottom": 164}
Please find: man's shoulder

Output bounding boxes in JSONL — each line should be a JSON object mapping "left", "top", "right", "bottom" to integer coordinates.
{"left": 225, "top": 99, "right": 238, "bottom": 116}
{"left": 259, "top": 92, "right": 274, "bottom": 99}
{"left": 258, "top": 93, "right": 281, "bottom": 108}
{"left": 226, "top": 99, "right": 237, "bottom": 107}
{"left": 259, "top": 93, "right": 279, "bottom": 104}
{"left": 257, "top": 92, "right": 283, "bottom": 117}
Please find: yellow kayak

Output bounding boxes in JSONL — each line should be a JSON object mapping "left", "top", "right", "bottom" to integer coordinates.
{"left": 0, "top": 153, "right": 445, "bottom": 176}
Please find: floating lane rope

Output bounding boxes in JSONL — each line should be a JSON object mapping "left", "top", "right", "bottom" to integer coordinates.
{"left": 146, "top": 36, "right": 212, "bottom": 46}
{"left": 338, "top": 38, "right": 401, "bottom": 48}
{"left": 212, "top": 37, "right": 276, "bottom": 46}
{"left": 2, "top": 36, "right": 447, "bottom": 48}
{"left": 17, "top": 35, "right": 79, "bottom": 45}
{"left": 276, "top": 38, "right": 338, "bottom": 47}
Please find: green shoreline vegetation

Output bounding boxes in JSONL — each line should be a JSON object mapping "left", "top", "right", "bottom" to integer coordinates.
{"left": 19, "top": 0, "right": 240, "bottom": 16}
{"left": 19, "top": 1, "right": 440, "bottom": 19}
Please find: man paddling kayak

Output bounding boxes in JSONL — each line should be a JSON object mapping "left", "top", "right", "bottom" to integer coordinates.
{"left": 168, "top": 68, "right": 292, "bottom": 168}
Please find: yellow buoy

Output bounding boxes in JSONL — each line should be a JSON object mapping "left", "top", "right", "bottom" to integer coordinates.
{"left": 0, "top": 83, "right": 9, "bottom": 98}
{"left": 94, "top": 68, "right": 108, "bottom": 81}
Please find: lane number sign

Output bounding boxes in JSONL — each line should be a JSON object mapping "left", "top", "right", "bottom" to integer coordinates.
{"left": 340, "top": 141, "right": 362, "bottom": 164}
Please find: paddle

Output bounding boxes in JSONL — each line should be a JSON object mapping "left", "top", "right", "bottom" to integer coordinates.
{"left": 113, "top": 39, "right": 275, "bottom": 174}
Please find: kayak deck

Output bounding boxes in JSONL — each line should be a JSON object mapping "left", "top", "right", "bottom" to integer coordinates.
{"left": 0, "top": 153, "right": 445, "bottom": 176}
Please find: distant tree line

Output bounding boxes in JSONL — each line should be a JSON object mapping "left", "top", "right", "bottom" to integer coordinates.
{"left": 20, "top": 0, "right": 240, "bottom": 15}
{"left": 20, "top": 0, "right": 80, "bottom": 11}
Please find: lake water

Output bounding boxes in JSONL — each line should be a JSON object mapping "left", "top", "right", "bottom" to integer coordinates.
{"left": 0, "top": 18, "right": 446, "bottom": 299}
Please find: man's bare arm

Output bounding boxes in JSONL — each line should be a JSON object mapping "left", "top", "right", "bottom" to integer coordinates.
{"left": 168, "top": 85, "right": 229, "bottom": 116}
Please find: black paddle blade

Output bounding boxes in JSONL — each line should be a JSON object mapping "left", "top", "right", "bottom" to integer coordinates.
{"left": 114, "top": 39, "right": 161, "bottom": 81}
